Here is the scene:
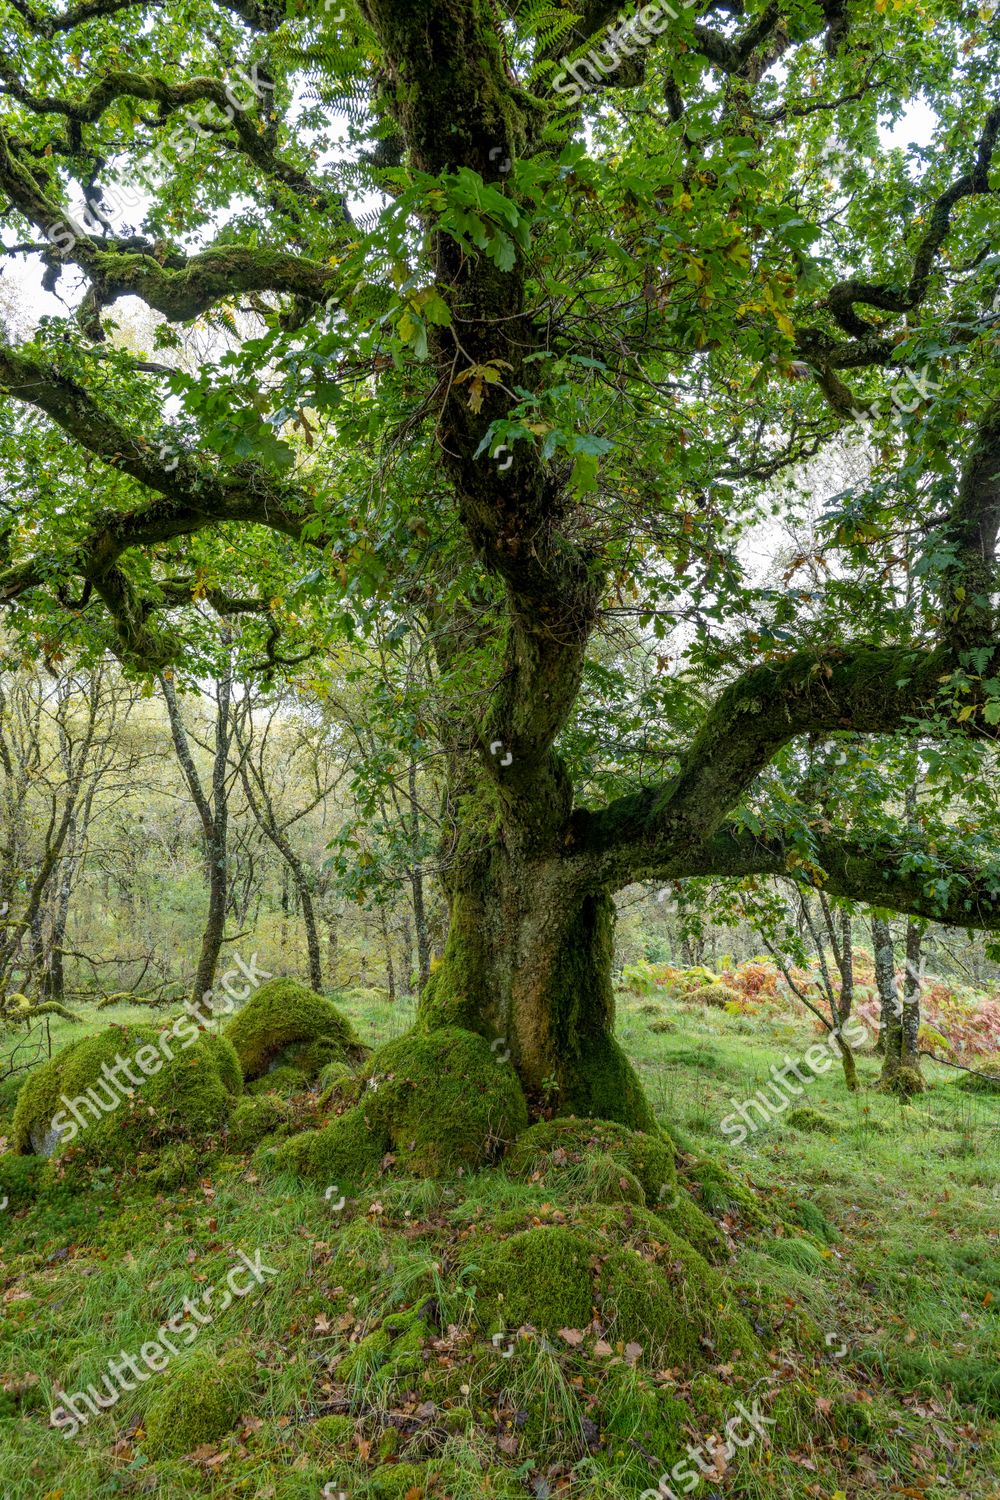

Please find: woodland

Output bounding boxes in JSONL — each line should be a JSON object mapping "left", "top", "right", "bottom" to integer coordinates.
{"left": 1, "top": 0, "right": 1000, "bottom": 1497}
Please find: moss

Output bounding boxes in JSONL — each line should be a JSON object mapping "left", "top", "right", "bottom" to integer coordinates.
{"left": 11, "top": 1049, "right": 70, "bottom": 1154}
{"left": 685, "top": 1157, "right": 770, "bottom": 1229}
{"left": 598, "top": 1247, "right": 701, "bottom": 1361}
{"left": 687, "top": 983, "right": 742, "bottom": 1008}
{"left": 273, "top": 1034, "right": 347, "bottom": 1076}
{"left": 785, "top": 1196, "right": 837, "bottom": 1243}
{"left": 268, "top": 1107, "right": 389, "bottom": 1192}
{"left": 246, "top": 1065, "right": 309, "bottom": 1097}
{"left": 575, "top": 1152, "right": 647, "bottom": 1206}
{"left": 205, "top": 1033, "right": 243, "bottom": 1096}
{"left": 507, "top": 1117, "right": 677, "bottom": 1204}
{"left": 509, "top": 1119, "right": 731, "bottom": 1260}
{"left": 657, "top": 1188, "right": 727, "bottom": 1265}
{"left": 142, "top": 1348, "right": 254, "bottom": 1459}
{"left": 13, "top": 1023, "right": 241, "bottom": 1167}
{"left": 228, "top": 1094, "right": 294, "bottom": 1153}
{"left": 462, "top": 1205, "right": 759, "bottom": 1369}
{"left": 461, "top": 1224, "right": 595, "bottom": 1333}
{"left": 597, "top": 1364, "right": 689, "bottom": 1473}
{"left": 338, "top": 1306, "right": 427, "bottom": 1385}
{"left": 0, "top": 1152, "right": 46, "bottom": 1210}
{"left": 561, "top": 1032, "right": 657, "bottom": 1132}
{"left": 786, "top": 1106, "right": 837, "bottom": 1134}
{"left": 135, "top": 1142, "right": 199, "bottom": 1191}
{"left": 301, "top": 1413, "right": 354, "bottom": 1453}
{"left": 223, "top": 977, "right": 363, "bottom": 1081}
{"left": 881, "top": 1064, "right": 925, "bottom": 1098}
{"left": 368, "top": 1463, "right": 431, "bottom": 1499}
{"left": 319, "top": 1058, "right": 355, "bottom": 1088}
{"left": 353, "top": 1025, "right": 528, "bottom": 1175}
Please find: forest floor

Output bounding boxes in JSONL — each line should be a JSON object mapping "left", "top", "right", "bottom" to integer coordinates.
{"left": 1, "top": 984, "right": 999, "bottom": 1500}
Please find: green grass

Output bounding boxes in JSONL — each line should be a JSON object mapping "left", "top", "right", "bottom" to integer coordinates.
{"left": 0, "top": 986, "right": 998, "bottom": 1498}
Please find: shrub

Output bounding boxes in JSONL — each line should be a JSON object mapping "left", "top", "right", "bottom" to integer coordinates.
{"left": 687, "top": 983, "right": 742, "bottom": 1009}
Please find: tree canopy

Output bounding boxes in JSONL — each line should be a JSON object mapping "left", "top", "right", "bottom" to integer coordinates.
{"left": 2, "top": 0, "right": 1000, "bottom": 1106}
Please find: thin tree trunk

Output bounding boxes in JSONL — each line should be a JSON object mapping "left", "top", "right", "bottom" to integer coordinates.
{"left": 891, "top": 918, "right": 924, "bottom": 1086}
{"left": 871, "top": 914, "right": 897, "bottom": 1058}
{"left": 838, "top": 909, "right": 854, "bottom": 1021}
{"left": 378, "top": 905, "right": 397, "bottom": 1002}
{"left": 159, "top": 669, "right": 233, "bottom": 1005}
{"left": 408, "top": 753, "right": 432, "bottom": 993}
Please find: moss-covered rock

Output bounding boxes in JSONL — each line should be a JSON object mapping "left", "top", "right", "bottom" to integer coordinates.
{"left": 685, "top": 1156, "right": 771, "bottom": 1228}
{"left": 318, "top": 1058, "right": 355, "bottom": 1094}
{"left": 461, "top": 1203, "right": 759, "bottom": 1368}
{"left": 267, "top": 1106, "right": 389, "bottom": 1192}
{"left": 278, "top": 1026, "right": 529, "bottom": 1183}
{"left": 13, "top": 1024, "right": 242, "bottom": 1167}
{"left": 574, "top": 1151, "right": 648, "bottom": 1207}
{"left": 660, "top": 1186, "right": 728, "bottom": 1264}
{"left": 463, "top": 1224, "right": 595, "bottom": 1333}
{"left": 223, "top": 977, "right": 364, "bottom": 1081}
{"left": 227, "top": 1093, "right": 294, "bottom": 1153}
{"left": 365, "top": 1026, "right": 529, "bottom": 1172}
{"left": 505, "top": 1116, "right": 726, "bottom": 1262}
{"left": 245, "top": 1065, "right": 308, "bottom": 1097}
{"left": 507, "top": 1117, "right": 677, "bottom": 1202}
{"left": 135, "top": 1142, "right": 199, "bottom": 1191}
{"left": 142, "top": 1348, "right": 255, "bottom": 1458}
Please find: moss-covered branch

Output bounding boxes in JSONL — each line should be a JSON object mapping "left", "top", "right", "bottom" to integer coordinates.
{"left": 571, "top": 643, "right": 995, "bottom": 884}
{"left": 0, "top": 124, "right": 341, "bottom": 320}
{"left": 0, "top": 342, "right": 323, "bottom": 664}
{"left": 672, "top": 824, "right": 1000, "bottom": 931}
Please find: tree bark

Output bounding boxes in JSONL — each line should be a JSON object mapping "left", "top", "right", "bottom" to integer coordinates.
{"left": 871, "top": 915, "right": 898, "bottom": 1058}
{"left": 419, "top": 826, "right": 654, "bottom": 1128}
{"left": 872, "top": 914, "right": 924, "bottom": 1092}
{"left": 408, "top": 752, "right": 432, "bottom": 993}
